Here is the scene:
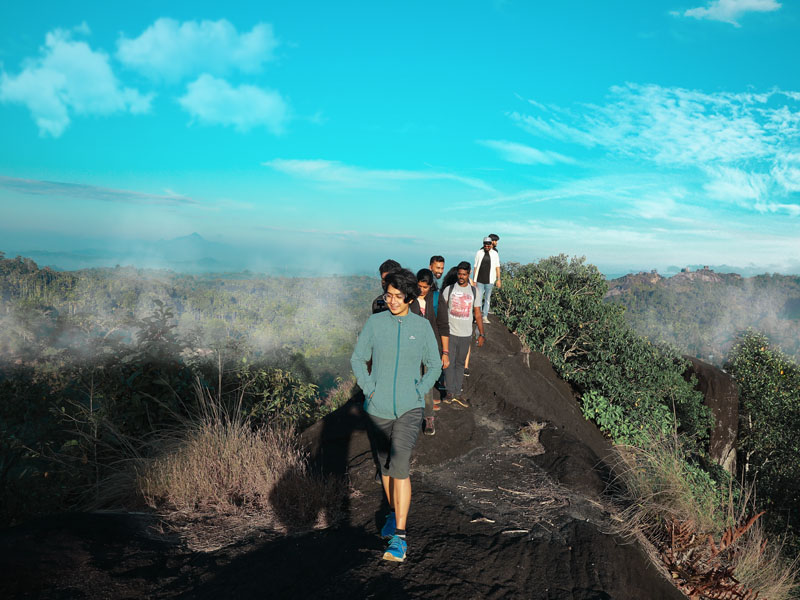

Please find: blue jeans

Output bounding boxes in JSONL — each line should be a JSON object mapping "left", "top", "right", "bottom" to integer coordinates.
{"left": 476, "top": 282, "right": 494, "bottom": 318}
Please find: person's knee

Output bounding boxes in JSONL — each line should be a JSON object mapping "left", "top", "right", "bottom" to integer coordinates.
{"left": 388, "top": 462, "right": 411, "bottom": 479}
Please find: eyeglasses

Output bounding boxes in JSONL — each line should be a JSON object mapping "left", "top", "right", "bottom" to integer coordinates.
{"left": 383, "top": 292, "right": 406, "bottom": 302}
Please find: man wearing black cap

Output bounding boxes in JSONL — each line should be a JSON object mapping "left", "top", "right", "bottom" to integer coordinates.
{"left": 473, "top": 237, "right": 500, "bottom": 323}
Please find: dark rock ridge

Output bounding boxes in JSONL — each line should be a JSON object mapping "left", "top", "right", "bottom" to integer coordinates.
{"left": 684, "top": 356, "right": 739, "bottom": 474}
{"left": 0, "top": 321, "right": 685, "bottom": 599}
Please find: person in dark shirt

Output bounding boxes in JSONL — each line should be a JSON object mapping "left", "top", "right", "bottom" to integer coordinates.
{"left": 472, "top": 237, "right": 501, "bottom": 323}
{"left": 416, "top": 268, "right": 447, "bottom": 435}
{"left": 428, "top": 255, "right": 445, "bottom": 291}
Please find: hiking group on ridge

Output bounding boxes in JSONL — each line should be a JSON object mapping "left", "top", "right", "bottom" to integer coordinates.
{"left": 350, "top": 235, "right": 501, "bottom": 562}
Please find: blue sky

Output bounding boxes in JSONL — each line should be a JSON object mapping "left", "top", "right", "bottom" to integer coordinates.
{"left": 1, "top": 0, "right": 799, "bottom": 276}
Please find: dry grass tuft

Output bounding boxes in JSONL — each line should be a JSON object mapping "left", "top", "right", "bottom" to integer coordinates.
{"left": 136, "top": 382, "right": 346, "bottom": 533}
{"left": 318, "top": 376, "right": 356, "bottom": 416}
{"left": 613, "top": 435, "right": 721, "bottom": 536}
{"left": 732, "top": 520, "right": 799, "bottom": 600}
{"left": 515, "top": 421, "right": 547, "bottom": 455}
{"left": 612, "top": 433, "right": 799, "bottom": 599}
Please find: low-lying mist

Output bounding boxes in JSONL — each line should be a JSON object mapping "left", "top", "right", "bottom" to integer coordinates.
{"left": 608, "top": 273, "right": 800, "bottom": 365}
{"left": 0, "top": 257, "right": 379, "bottom": 386}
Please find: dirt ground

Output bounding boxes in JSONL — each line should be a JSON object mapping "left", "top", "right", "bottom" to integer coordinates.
{"left": 0, "top": 321, "right": 686, "bottom": 599}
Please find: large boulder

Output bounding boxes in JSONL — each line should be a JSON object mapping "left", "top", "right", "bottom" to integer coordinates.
{"left": 684, "top": 356, "right": 738, "bottom": 473}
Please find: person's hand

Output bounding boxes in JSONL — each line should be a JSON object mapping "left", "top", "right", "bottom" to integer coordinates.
{"left": 477, "top": 334, "right": 485, "bottom": 347}
{"left": 442, "top": 354, "right": 450, "bottom": 369}
{"left": 496, "top": 280, "right": 501, "bottom": 289}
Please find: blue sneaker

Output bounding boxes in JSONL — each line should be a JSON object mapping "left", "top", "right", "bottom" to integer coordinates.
{"left": 383, "top": 535, "right": 407, "bottom": 562}
{"left": 381, "top": 512, "right": 396, "bottom": 539}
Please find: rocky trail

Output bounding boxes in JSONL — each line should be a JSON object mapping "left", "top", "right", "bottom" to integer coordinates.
{"left": 1, "top": 321, "right": 686, "bottom": 599}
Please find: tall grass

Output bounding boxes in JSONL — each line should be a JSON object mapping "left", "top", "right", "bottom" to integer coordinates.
{"left": 136, "top": 382, "right": 345, "bottom": 531}
{"left": 614, "top": 432, "right": 799, "bottom": 599}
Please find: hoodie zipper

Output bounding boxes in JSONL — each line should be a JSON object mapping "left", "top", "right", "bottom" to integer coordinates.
{"left": 392, "top": 317, "right": 402, "bottom": 418}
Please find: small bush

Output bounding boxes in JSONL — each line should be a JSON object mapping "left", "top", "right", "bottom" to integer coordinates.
{"left": 317, "top": 376, "right": 356, "bottom": 417}
{"left": 615, "top": 433, "right": 726, "bottom": 535}
{"left": 732, "top": 520, "right": 799, "bottom": 600}
{"left": 614, "top": 432, "right": 798, "bottom": 599}
{"left": 516, "top": 421, "right": 546, "bottom": 455}
{"left": 137, "top": 385, "right": 345, "bottom": 531}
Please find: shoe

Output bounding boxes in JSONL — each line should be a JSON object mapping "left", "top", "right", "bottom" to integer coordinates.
{"left": 443, "top": 394, "right": 454, "bottom": 404}
{"left": 383, "top": 535, "right": 407, "bottom": 562}
{"left": 432, "top": 401, "right": 441, "bottom": 412}
{"left": 483, "top": 316, "right": 490, "bottom": 323}
{"left": 424, "top": 416, "right": 436, "bottom": 436}
{"left": 381, "top": 512, "right": 396, "bottom": 539}
{"left": 464, "top": 368, "right": 470, "bottom": 377}
{"left": 451, "top": 397, "right": 471, "bottom": 409}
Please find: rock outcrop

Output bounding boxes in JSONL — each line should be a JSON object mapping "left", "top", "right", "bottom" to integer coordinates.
{"left": 685, "top": 356, "right": 739, "bottom": 474}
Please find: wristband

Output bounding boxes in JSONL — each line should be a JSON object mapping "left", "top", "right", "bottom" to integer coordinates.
{"left": 478, "top": 334, "right": 485, "bottom": 338}
{"left": 442, "top": 351, "right": 449, "bottom": 355}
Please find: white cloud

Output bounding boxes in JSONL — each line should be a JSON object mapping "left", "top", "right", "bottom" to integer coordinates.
{"left": 510, "top": 111, "right": 598, "bottom": 147}
{"left": 178, "top": 74, "right": 288, "bottom": 133}
{"left": 258, "top": 224, "right": 422, "bottom": 243}
{"left": 264, "top": 159, "right": 494, "bottom": 191}
{"left": 450, "top": 218, "right": 659, "bottom": 247}
{"left": 117, "top": 18, "right": 278, "bottom": 83}
{"left": 479, "top": 139, "right": 575, "bottom": 165}
{"left": 678, "top": 0, "right": 781, "bottom": 27}
{"left": 703, "top": 166, "right": 800, "bottom": 215}
{"left": 772, "top": 153, "right": 800, "bottom": 192}
{"left": 0, "top": 175, "right": 198, "bottom": 206}
{"left": 0, "top": 28, "right": 152, "bottom": 137}
{"left": 513, "top": 85, "right": 800, "bottom": 215}
{"left": 703, "top": 166, "right": 768, "bottom": 201}
{"left": 561, "top": 84, "right": 771, "bottom": 165}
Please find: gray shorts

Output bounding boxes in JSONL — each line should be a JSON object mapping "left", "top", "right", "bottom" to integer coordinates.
{"left": 366, "top": 407, "right": 424, "bottom": 479}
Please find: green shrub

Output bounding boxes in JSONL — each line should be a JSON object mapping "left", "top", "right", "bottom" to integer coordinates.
{"left": 725, "top": 330, "right": 800, "bottom": 549}
{"left": 495, "top": 255, "right": 712, "bottom": 445}
{"left": 238, "top": 366, "right": 321, "bottom": 429}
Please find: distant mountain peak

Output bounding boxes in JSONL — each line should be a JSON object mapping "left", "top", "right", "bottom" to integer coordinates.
{"left": 178, "top": 232, "right": 204, "bottom": 241}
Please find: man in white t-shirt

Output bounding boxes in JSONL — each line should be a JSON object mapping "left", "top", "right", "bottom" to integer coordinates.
{"left": 473, "top": 237, "right": 501, "bottom": 323}
{"left": 436, "top": 261, "right": 485, "bottom": 408}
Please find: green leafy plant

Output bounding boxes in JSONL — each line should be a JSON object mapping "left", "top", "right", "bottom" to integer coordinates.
{"left": 495, "top": 255, "right": 712, "bottom": 445}
{"left": 725, "top": 330, "right": 800, "bottom": 551}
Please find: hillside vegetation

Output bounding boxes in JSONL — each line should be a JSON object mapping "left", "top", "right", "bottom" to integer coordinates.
{"left": 0, "top": 252, "right": 369, "bottom": 527}
{"left": 496, "top": 255, "right": 800, "bottom": 597}
{"left": 606, "top": 268, "right": 800, "bottom": 365}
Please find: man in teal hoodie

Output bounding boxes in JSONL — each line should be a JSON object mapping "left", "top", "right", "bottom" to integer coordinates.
{"left": 351, "top": 268, "right": 442, "bottom": 562}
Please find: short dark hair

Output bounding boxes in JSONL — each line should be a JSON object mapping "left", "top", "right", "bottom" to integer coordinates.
{"left": 429, "top": 255, "right": 444, "bottom": 265}
{"left": 488, "top": 234, "right": 499, "bottom": 242}
{"left": 379, "top": 259, "right": 401, "bottom": 276}
{"left": 457, "top": 261, "right": 471, "bottom": 272}
{"left": 384, "top": 268, "right": 419, "bottom": 302}
{"left": 416, "top": 268, "right": 434, "bottom": 286}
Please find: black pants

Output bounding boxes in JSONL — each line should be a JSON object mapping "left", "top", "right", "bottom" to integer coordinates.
{"left": 445, "top": 335, "right": 470, "bottom": 397}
